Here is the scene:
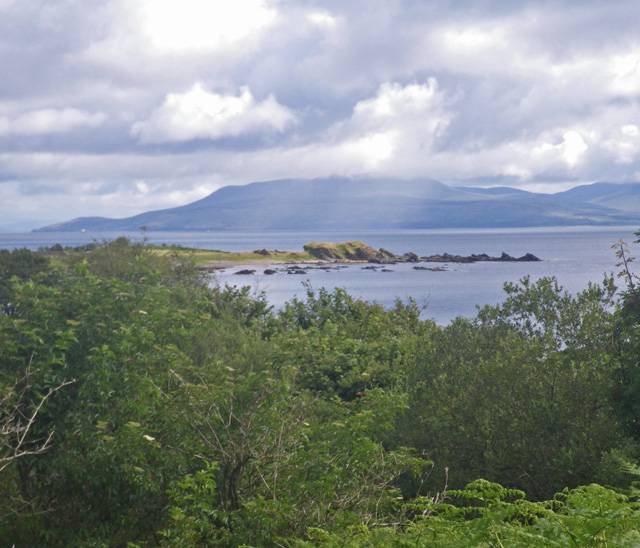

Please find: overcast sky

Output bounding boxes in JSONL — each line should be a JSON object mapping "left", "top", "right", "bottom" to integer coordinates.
{"left": 2, "top": 0, "right": 640, "bottom": 229}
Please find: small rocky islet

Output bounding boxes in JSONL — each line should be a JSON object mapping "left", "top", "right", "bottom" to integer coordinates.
{"left": 194, "top": 240, "right": 541, "bottom": 276}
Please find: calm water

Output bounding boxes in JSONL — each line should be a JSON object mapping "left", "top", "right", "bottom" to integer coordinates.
{"left": 1, "top": 227, "right": 637, "bottom": 323}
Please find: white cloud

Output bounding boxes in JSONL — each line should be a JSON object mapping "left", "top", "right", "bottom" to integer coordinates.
{"left": 610, "top": 52, "right": 640, "bottom": 96}
{"left": 307, "top": 11, "right": 338, "bottom": 29}
{"left": 193, "top": 80, "right": 453, "bottom": 176}
{"left": 329, "top": 80, "right": 451, "bottom": 169}
{"left": 0, "top": 108, "right": 106, "bottom": 136}
{"left": 134, "top": 180, "right": 150, "bottom": 195}
{"left": 351, "top": 80, "right": 448, "bottom": 131}
{"left": 340, "top": 131, "right": 398, "bottom": 169}
{"left": 441, "top": 26, "right": 507, "bottom": 52}
{"left": 422, "top": 19, "right": 527, "bottom": 77}
{"left": 74, "top": 0, "right": 279, "bottom": 79}
{"left": 132, "top": 83, "right": 296, "bottom": 143}
{"left": 561, "top": 130, "right": 589, "bottom": 167}
{"left": 139, "top": 0, "right": 278, "bottom": 54}
{"left": 421, "top": 16, "right": 640, "bottom": 111}
{"left": 603, "top": 123, "right": 640, "bottom": 164}
{"left": 531, "top": 130, "right": 588, "bottom": 169}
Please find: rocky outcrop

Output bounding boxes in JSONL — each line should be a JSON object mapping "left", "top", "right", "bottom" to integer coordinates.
{"left": 515, "top": 253, "right": 541, "bottom": 262}
{"left": 302, "top": 241, "right": 541, "bottom": 265}
{"left": 304, "top": 241, "right": 402, "bottom": 263}
{"left": 304, "top": 241, "right": 380, "bottom": 261}
{"left": 421, "top": 252, "right": 541, "bottom": 263}
{"left": 402, "top": 252, "right": 420, "bottom": 263}
{"left": 371, "top": 248, "right": 397, "bottom": 264}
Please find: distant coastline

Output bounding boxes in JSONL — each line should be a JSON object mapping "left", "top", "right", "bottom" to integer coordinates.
{"left": 33, "top": 178, "right": 640, "bottom": 233}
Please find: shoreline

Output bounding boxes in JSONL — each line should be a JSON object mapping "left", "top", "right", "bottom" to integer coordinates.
{"left": 196, "top": 241, "right": 541, "bottom": 271}
{"left": 188, "top": 240, "right": 541, "bottom": 272}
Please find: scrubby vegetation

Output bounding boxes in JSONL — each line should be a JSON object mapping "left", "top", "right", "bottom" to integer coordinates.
{"left": 38, "top": 239, "right": 315, "bottom": 267}
{"left": 2, "top": 235, "right": 640, "bottom": 546}
{"left": 152, "top": 245, "right": 313, "bottom": 266}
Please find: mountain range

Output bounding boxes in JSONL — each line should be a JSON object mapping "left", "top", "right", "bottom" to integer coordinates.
{"left": 36, "top": 177, "right": 640, "bottom": 231}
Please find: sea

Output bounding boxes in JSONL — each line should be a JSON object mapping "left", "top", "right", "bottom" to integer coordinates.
{"left": 1, "top": 226, "right": 638, "bottom": 324}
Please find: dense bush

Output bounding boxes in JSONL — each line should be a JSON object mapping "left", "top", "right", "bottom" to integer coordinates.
{"left": 401, "top": 277, "right": 624, "bottom": 499}
{"left": 1, "top": 238, "right": 640, "bottom": 545}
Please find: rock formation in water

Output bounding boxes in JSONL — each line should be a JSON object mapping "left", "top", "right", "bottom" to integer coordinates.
{"left": 303, "top": 240, "right": 541, "bottom": 264}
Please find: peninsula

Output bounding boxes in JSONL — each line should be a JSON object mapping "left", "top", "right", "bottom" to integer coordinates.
{"left": 180, "top": 240, "right": 541, "bottom": 272}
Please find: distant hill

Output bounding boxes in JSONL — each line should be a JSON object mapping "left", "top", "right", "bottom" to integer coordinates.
{"left": 35, "top": 177, "right": 640, "bottom": 232}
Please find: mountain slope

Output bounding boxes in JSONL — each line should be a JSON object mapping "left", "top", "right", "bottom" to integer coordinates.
{"left": 554, "top": 182, "right": 640, "bottom": 213}
{"left": 36, "top": 178, "right": 640, "bottom": 231}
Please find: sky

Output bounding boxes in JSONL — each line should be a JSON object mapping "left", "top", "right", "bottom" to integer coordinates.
{"left": 1, "top": 0, "right": 640, "bottom": 230}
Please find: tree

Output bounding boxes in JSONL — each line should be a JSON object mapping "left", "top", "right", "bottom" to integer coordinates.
{"left": 0, "top": 248, "right": 50, "bottom": 310}
{"left": 1, "top": 366, "right": 73, "bottom": 473}
{"left": 402, "top": 277, "right": 624, "bottom": 499}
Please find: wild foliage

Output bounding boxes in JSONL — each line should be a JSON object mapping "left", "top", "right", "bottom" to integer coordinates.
{"left": 1, "top": 237, "right": 640, "bottom": 546}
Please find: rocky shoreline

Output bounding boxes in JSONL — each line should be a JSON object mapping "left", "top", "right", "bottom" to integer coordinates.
{"left": 418, "top": 251, "right": 541, "bottom": 264}
{"left": 196, "top": 240, "right": 541, "bottom": 275}
{"left": 301, "top": 240, "right": 541, "bottom": 264}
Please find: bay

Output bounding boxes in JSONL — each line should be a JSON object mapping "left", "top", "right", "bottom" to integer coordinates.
{"left": 1, "top": 226, "right": 637, "bottom": 323}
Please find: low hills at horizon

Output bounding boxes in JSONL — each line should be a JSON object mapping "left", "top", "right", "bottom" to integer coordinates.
{"left": 36, "top": 177, "right": 640, "bottom": 232}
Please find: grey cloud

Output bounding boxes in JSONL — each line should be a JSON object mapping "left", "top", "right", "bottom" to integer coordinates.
{"left": 1, "top": 0, "right": 640, "bottom": 228}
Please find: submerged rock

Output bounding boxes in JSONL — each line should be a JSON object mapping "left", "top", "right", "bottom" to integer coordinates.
{"left": 235, "top": 269, "right": 256, "bottom": 275}
{"left": 287, "top": 266, "right": 308, "bottom": 275}
{"left": 414, "top": 265, "right": 448, "bottom": 272}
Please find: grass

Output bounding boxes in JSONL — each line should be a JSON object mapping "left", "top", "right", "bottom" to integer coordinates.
{"left": 149, "top": 241, "right": 383, "bottom": 265}
{"left": 40, "top": 240, "right": 379, "bottom": 268}
{"left": 303, "top": 240, "right": 378, "bottom": 260}
{"left": 150, "top": 246, "right": 314, "bottom": 266}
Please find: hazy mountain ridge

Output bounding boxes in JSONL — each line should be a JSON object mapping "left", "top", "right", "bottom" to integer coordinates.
{"left": 36, "top": 178, "right": 640, "bottom": 232}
